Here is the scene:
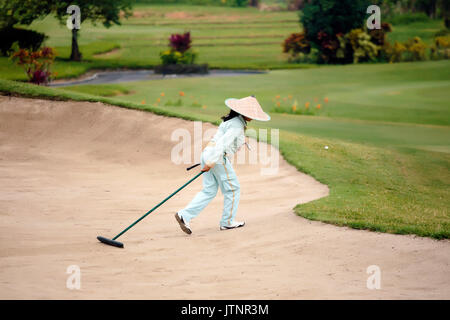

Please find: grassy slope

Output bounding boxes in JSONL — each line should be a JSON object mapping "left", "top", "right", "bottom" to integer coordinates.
{"left": 0, "top": 78, "right": 211, "bottom": 123}
{"left": 283, "top": 132, "right": 449, "bottom": 238}
{"left": 1, "top": 61, "right": 449, "bottom": 239}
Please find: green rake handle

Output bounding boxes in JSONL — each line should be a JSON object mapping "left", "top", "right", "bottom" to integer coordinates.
{"left": 112, "top": 171, "right": 204, "bottom": 240}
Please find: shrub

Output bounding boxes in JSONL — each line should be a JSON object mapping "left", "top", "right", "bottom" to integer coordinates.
{"left": 430, "top": 36, "right": 450, "bottom": 60}
{"left": 0, "top": 27, "right": 47, "bottom": 56}
{"left": 283, "top": 32, "right": 311, "bottom": 61}
{"left": 383, "top": 37, "right": 427, "bottom": 63}
{"left": 160, "top": 50, "right": 183, "bottom": 65}
{"left": 337, "top": 29, "right": 380, "bottom": 63}
{"left": 178, "top": 49, "right": 198, "bottom": 64}
{"left": 288, "top": 47, "right": 319, "bottom": 63}
{"left": 160, "top": 32, "right": 198, "bottom": 66}
{"left": 384, "top": 41, "right": 407, "bottom": 63}
{"left": 336, "top": 34, "right": 353, "bottom": 63}
{"left": 348, "top": 29, "right": 379, "bottom": 63}
{"left": 315, "top": 31, "right": 341, "bottom": 64}
{"left": 10, "top": 47, "right": 56, "bottom": 85}
{"left": 160, "top": 49, "right": 197, "bottom": 65}
{"left": 404, "top": 37, "right": 427, "bottom": 61}
{"left": 368, "top": 22, "right": 392, "bottom": 46}
{"left": 169, "top": 32, "right": 192, "bottom": 53}
{"left": 300, "top": 0, "right": 370, "bottom": 63}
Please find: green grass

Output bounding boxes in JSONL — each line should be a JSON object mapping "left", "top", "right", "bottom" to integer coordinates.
{"left": 1, "top": 60, "right": 449, "bottom": 239}
{"left": 385, "top": 12, "right": 432, "bottom": 26}
{"left": 29, "top": 4, "right": 301, "bottom": 71}
{"left": 0, "top": 41, "right": 123, "bottom": 81}
{"left": 0, "top": 3, "right": 448, "bottom": 238}
{"left": 0, "top": 78, "right": 212, "bottom": 123}
{"left": 387, "top": 20, "right": 446, "bottom": 45}
{"left": 0, "top": 4, "right": 445, "bottom": 81}
{"left": 62, "top": 83, "right": 134, "bottom": 97}
{"left": 283, "top": 132, "right": 449, "bottom": 238}
{"left": 70, "top": 60, "right": 450, "bottom": 128}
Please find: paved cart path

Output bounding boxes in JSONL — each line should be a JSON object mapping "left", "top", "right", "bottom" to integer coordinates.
{"left": 50, "top": 69, "right": 267, "bottom": 87}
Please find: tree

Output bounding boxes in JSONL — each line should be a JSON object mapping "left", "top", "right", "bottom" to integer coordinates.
{"left": 301, "top": 0, "right": 370, "bottom": 41}
{"left": 0, "top": 0, "right": 53, "bottom": 29}
{"left": 416, "top": 0, "right": 438, "bottom": 19}
{"left": 287, "top": 0, "right": 312, "bottom": 11}
{"left": 0, "top": 1, "right": 54, "bottom": 56}
{"left": 233, "top": 0, "right": 249, "bottom": 7}
{"left": 442, "top": 0, "right": 450, "bottom": 28}
{"left": 52, "top": 0, "right": 132, "bottom": 61}
{"left": 300, "top": 0, "right": 370, "bottom": 63}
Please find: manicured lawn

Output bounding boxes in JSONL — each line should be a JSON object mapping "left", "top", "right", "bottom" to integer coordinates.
{"left": 387, "top": 20, "right": 446, "bottom": 45}
{"left": 0, "top": 4, "right": 301, "bottom": 80}
{"left": 64, "top": 60, "right": 450, "bottom": 128}
{"left": 0, "top": 4, "right": 446, "bottom": 80}
{"left": 61, "top": 83, "right": 134, "bottom": 97}
{"left": 2, "top": 59, "right": 449, "bottom": 238}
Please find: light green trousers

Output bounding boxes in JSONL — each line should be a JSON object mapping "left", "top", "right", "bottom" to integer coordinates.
{"left": 178, "top": 154, "right": 240, "bottom": 227}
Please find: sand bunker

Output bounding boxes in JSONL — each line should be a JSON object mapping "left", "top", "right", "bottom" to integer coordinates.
{"left": 0, "top": 96, "right": 448, "bottom": 299}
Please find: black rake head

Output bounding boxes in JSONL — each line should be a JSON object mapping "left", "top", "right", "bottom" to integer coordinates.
{"left": 97, "top": 236, "right": 124, "bottom": 248}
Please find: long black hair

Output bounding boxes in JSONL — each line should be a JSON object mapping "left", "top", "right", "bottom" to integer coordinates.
{"left": 221, "top": 109, "right": 241, "bottom": 122}
{"left": 221, "top": 109, "right": 247, "bottom": 130}
{"left": 222, "top": 95, "right": 254, "bottom": 123}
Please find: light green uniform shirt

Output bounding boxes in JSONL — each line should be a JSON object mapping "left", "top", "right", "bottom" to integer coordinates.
{"left": 203, "top": 115, "right": 246, "bottom": 166}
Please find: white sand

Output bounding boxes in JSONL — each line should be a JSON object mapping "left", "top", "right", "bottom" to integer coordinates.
{"left": 0, "top": 96, "right": 448, "bottom": 299}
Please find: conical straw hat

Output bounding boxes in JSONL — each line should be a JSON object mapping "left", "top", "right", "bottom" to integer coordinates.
{"left": 224, "top": 96, "right": 270, "bottom": 121}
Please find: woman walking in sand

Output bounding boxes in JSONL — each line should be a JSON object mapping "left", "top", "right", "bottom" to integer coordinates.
{"left": 175, "top": 95, "right": 270, "bottom": 234}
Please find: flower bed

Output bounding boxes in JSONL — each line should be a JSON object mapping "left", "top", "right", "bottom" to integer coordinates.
{"left": 155, "top": 31, "right": 209, "bottom": 75}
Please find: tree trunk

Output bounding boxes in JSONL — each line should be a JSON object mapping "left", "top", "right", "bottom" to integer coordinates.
{"left": 70, "top": 28, "right": 82, "bottom": 61}
{"left": 428, "top": 0, "right": 437, "bottom": 19}
{"left": 443, "top": 0, "right": 450, "bottom": 28}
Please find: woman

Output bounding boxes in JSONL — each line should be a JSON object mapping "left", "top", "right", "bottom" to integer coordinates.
{"left": 175, "top": 95, "right": 270, "bottom": 234}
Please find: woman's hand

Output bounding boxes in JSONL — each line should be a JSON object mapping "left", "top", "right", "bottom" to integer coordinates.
{"left": 202, "top": 164, "right": 213, "bottom": 172}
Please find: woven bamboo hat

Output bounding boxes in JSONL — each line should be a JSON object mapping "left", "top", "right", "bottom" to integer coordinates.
{"left": 224, "top": 95, "right": 270, "bottom": 121}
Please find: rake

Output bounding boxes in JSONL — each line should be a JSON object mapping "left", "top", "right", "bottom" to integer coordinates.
{"left": 97, "top": 169, "right": 203, "bottom": 248}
